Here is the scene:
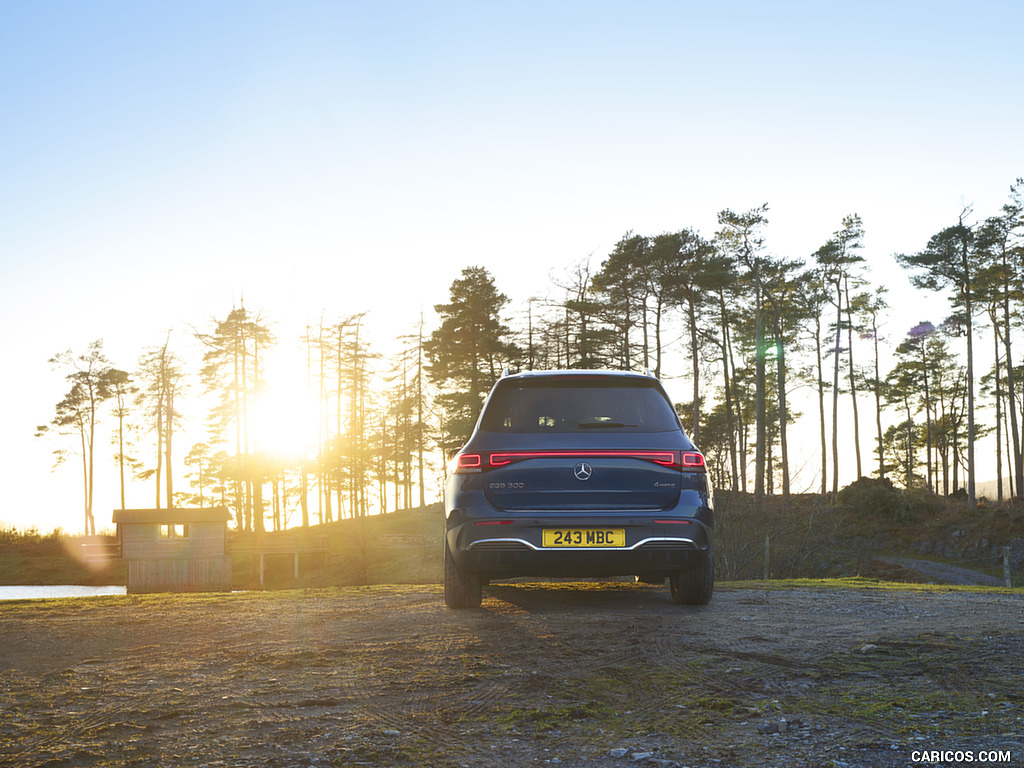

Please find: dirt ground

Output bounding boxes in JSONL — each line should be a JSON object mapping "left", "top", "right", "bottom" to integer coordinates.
{"left": 1, "top": 581, "right": 1023, "bottom": 768}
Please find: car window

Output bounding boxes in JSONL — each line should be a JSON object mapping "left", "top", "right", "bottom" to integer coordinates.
{"left": 479, "top": 378, "right": 680, "bottom": 433}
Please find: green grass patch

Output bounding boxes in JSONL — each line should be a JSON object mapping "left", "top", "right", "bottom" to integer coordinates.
{"left": 801, "top": 636, "right": 1020, "bottom": 737}
{"left": 719, "top": 576, "right": 1023, "bottom": 595}
{"left": 494, "top": 702, "right": 611, "bottom": 730}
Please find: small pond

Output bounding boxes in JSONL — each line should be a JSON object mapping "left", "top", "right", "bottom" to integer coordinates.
{"left": 0, "top": 585, "right": 127, "bottom": 601}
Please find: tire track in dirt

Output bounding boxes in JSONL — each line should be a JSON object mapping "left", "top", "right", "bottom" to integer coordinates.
{"left": 339, "top": 588, "right": 656, "bottom": 760}
{"left": 470, "top": 586, "right": 694, "bottom": 741}
{"left": 1, "top": 665, "right": 144, "bottom": 768}
{"left": 297, "top": 612, "right": 513, "bottom": 758}
{"left": 637, "top": 593, "right": 847, "bottom": 705}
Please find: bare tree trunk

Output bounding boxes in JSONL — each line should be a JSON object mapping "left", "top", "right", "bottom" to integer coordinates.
{"left": 728, "top": 330, "right": 747, "bottom": 494}
{"left": 641, "top": 294, "right": 651, "bottom": 372}
{"left": 775, "top": 318, "right": 790, "bottom": 498}
{"left": 718, "top": 293, "right": 738, "bottom": 491}
{"left": 653, "top": 298, "right": 664, "bottom": 379}
{"left": 87, "top": 397, "right": 96, "bottom": 535}
{"left": 871, "top": 317, "right": 884, "bottom": 479}
{"left": 939, "top": 389, "right": 950, "bottom": 495}
{"left": 831, "top": 281, "right": 842, "bottom": 496}
{"left": 241, "top": 328, "right": 252, "bottom": 529}
{"left": 1003, "top": 264, "right": 1022, "bottom": 496}
{"left": 233, "top": 341, "right": 243, "bottom": 529}
{"left": 688, "top": 302, "right": 701, "bottom": 444}
{"left": 844, "top": 277, "right": 862, "bottom": 479}
{"left": 417, "top": 315, "right": 426, "bottom": 508}
{"left": 994, "top": 320, "right": 1004, "bottom": 503}
{"left": 78, "top": 423, "right": 90, "bottom": 534}
{"left": 961, "top": 226, "right": 977, "bottom": 510}
{"left": 301, "top": 470, "right": 309, "bottom": 528}
{"left": 117, "top": 405, "right": 126, "bottom": 510}
{"left": 754, "top": 278, "right": 766, "bottom": 502}
{"left": 165, "top": 385, "right": 174, "bottom": 509}
{"left": 815, "top": 315, "right": 828, "bottom": 493}
{"left": 253, "top": 479, "right": 265, "bottom": 534}
{"left": 155, "top": 404, "right": 163, "bottom": 510}
{"left": 922, "top": 350, "right": 933, "bottom": 492}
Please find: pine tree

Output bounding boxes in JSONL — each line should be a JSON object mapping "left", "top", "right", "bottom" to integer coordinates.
{"left": 657, "top": 228, "right": 720, "bottom": 446}
{"left": 716, "top": 205, "right": 770, "bottom": 500}
{"left": 592, "top": 232, "right": 651, "bottom": 370}
{"left": 101, "top": 368, "right": 137, "bottom": 511}
{"left": 426, "top": 266, "right": 519, "bottom": 453}
{"left": 897, "top": 213, "right": 984, "bottom": 507}
{"left": 814, "top": 214, "right": 866, "bottom": 493}
{"left": 37, "top": 340, "right": 114, "bottom": 534}
{"left": 196, "top": 305, "right": 275, "bottom": 530}
{"left": 137, "top": 334, "right": 186, "bottom": 510}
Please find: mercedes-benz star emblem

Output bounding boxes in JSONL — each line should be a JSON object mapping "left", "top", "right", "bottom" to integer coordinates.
{"left": 573, "top": 462, "right": 593, "bottom": 481}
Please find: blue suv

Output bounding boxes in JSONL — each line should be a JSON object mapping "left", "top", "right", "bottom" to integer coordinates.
{"left": 443, "top": 370, "right": 714, "bottom": 608}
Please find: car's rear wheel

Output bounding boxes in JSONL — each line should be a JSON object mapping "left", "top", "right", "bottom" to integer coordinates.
{"left": 669, "top": 545, "right": 714, "bottom": 605}
{"left": 444, "top": 540, "right": 482, "bottom": 609}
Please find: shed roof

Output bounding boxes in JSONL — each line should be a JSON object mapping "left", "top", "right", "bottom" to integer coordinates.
{"left": 113, "top": 507, "right": 231, "bottom": 524}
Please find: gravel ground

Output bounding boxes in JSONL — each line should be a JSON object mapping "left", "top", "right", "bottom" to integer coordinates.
{"left": 1, "top": 581, "right": 1023, "bottom": 768}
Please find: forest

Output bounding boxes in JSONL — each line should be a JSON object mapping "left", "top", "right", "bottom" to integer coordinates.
{"left": 37, "top": 178, "right": 1024, "bottom": 537}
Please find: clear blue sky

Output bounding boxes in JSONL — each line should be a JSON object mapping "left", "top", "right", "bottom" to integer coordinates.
{"left": 2, "top": 1, "right": 1022, "bottom": 532}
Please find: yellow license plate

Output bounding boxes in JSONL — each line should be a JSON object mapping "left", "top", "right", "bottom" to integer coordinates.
{"left": 542, "top": 528, "right": 626, "bottom": 548}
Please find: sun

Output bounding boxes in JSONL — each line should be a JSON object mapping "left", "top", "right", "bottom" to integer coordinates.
{"left": 251, "top": 382, "right": 322, "bottom": 464}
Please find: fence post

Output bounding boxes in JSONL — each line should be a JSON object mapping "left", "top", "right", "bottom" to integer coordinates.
{"left": 1004, "top": 547, "right": 1012, "bottom": 588}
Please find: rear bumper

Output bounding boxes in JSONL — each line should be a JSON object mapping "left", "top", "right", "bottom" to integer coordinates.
{"left": 445, "top": 511, "right": 713, "bottom": 579}
{"left": 445, "top": 460, "right": 714, "bottom": 579}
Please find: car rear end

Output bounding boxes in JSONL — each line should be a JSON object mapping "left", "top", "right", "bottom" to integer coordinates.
{"left": 443, "top": 371, "right": 714, "bottom": 608}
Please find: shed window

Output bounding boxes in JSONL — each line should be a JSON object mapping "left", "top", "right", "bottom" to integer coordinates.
{"left": 158, "top": 524, "right": 189, "bottom": 539}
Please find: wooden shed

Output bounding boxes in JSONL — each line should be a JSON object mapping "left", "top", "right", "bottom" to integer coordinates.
{"left": 113, "top": 507, "right": 232, "bottom": 594}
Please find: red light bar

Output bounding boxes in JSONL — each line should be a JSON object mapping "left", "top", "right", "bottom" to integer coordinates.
{"left": 487, "top": 451, "right": 678, "bottom": 467}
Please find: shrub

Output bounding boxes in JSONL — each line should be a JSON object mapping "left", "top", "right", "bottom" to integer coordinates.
{"left": 838, "top": 477, "right": 911, "bottom": 521}
{"left": 904, "top": 487, "right": 944, "bottom": 518}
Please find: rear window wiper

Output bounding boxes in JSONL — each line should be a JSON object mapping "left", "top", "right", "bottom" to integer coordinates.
{"left": 577, "top": 421, "right": 638, "bottom": 429}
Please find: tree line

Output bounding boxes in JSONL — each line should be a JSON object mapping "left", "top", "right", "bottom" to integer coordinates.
{"left": 38, "top": 178, "right": 1023, "bottom": 534}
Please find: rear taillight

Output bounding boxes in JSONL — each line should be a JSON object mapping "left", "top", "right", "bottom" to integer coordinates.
{"left": 681, "top": 451, "right": 705, "bottom": 470}
{"left": 454, "top": 453, "right": 482, "bottom": 473}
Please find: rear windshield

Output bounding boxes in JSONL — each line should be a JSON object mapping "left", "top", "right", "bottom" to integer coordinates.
{"left": 479, "top": 377, "right": 681, "bottom": 434}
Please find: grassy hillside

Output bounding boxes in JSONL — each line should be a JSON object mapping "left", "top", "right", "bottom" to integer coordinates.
{"left": 232, "top": 504, "right": 445, "bottom": 589}
{"left": 0, "top": 527, "right": 125, "bottom": 586}
{"left": 714, "top": 480, "right": 1024, "bottom": 584}
{"left": 4, "top": 485, "right": 1023, "bottom": 588}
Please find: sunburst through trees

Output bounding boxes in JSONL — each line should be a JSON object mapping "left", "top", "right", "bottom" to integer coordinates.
{"left": 37, "top": 178, "right": 1024, "bottom": 531}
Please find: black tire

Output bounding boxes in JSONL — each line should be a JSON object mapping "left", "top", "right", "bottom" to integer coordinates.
{"left": 443, "top": 540, "right": 482, "bottom": 609}
{"left": 669, "top": 545, "right": 714, "bottom": 605}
